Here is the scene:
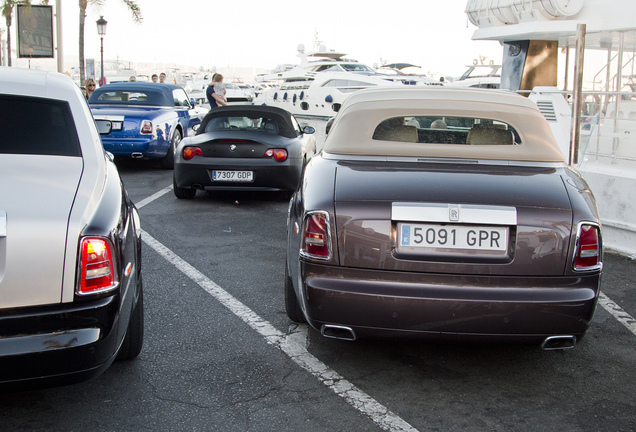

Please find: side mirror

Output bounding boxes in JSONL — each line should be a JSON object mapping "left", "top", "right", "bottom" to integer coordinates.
{"left": 303, "top": 126, "right": 315, "bottom": 134}
{"left": 190, "top": 97, "right": 196, "bottom": 106}
{"left": 95, "top": 119, "right": 112, "bottom": 135}
{"left": 192, "top": 124, "right": 200, "bottom": 132}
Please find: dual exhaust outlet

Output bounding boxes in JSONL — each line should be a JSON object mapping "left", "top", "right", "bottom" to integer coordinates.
{"left": 321, "top": 326, "right": 576, "bottom": 350}
{"left": 321, "top": 325, "right": 357, "bottom": 341}
{"left": 541, "top": 335, "right": 577, "bottom": 350}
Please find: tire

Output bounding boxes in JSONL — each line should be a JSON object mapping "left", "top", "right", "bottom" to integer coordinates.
{"left": 116, "top": 277, "right": 144, "bottom": 361}
{"left": 173, "top": 176, "right": 196, "bottom": 199}
{"left": 285, "top": 261, "right": 306, "bottom": 323}
{"left": 159, "top": 129, "right": 181, "bottom": 170}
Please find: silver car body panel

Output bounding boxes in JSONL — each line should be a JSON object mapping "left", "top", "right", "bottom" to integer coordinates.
{"left": 0, "top": 68, "right": 108, "bottom": 307}
{"left": 0, "top": 155, "right": 82, "bottom": 307}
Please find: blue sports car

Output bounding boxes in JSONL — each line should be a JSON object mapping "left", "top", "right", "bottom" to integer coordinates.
{"left": 89, "top": 83, "right": 208, "bottom": 169}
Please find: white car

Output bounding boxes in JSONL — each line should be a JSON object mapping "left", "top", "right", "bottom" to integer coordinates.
{"left": 223, "top": 82, "right": 253, "bottom": 104}
{"left": 0, "top": 67, "right": 143, "bottom": 389}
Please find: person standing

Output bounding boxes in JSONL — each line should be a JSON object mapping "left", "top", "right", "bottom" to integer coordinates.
{"left": 151, "top": 74, "right": 158, "bottom": 83}
{"left": 206, "top": 74, "right": 228, "bottom": 108}
{"left": 85, "top": 78, "right": 97, "bottom": 99}
{"left": 159, "top": 72, "right": 166, "bottom": 83}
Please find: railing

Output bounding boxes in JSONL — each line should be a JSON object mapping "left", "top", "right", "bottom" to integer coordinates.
{"left": 522, "top": 88, "right": 636, "bottom": 166}
{"left": 574, "top": 91, "right": 636, "bottom": 165}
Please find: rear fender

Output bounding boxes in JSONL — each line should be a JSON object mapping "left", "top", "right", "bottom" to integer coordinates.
{"left": 288, "top": 156, "right": 338, "bottom": 302}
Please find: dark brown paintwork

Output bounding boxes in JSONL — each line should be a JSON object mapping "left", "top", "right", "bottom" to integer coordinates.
{"left": 286, "top": 155, "right": 602, "bottom": 344}
{"left": 301, "top": 262, "right": 599, "bottom": 343}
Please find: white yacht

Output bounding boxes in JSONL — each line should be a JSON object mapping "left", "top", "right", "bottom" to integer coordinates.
{"left": 445, "top": 61, "right": 501, "bottom": 89}
{"left": 253, "top": 45, "right": 438, "bottom": 119}
{"left": 373, "top": 62, "right": 443, "bottom": 86}
{"left": 466, "top": 0, "right": 636, "bottom": 255}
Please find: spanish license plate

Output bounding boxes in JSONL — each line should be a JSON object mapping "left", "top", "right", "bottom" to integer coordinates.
{"left": 398, "top": 223, "right": 508, "bottom": 251}
{"left": 212, "top": 170, "right": 253, "bottom": 182}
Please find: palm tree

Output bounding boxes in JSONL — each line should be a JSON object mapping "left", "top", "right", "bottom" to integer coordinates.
{"left": 0, "top": 27, "right": 4, "bottom": 65}
{"left": 2, "top": 0, "right": 29, "bottom": 67}
{"left": 79, "top": 0, "right": 142, "bottom": 85}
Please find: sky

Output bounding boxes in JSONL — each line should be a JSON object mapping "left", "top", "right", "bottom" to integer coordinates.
{"left": 4, "top": 0, "right": 503, "bottom": 79}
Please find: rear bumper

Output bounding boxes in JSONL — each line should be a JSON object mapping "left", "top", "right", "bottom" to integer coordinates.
{"left": 0, "top": 295, "right": 121, "bottom": 390}
{"left": 101, "top": 136, "right": 168, "bottom": 158}
{"left": 174, "top": 157, "right": 303, "bottom": 192}
{"left": 300, "top": 262, "right": 601, "bottom": 343}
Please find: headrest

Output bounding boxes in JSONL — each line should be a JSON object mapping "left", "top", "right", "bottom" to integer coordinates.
{"left": 373, "top": 125, "right": 418, "bottom": 142}
{"left": 466, "top": 124, "right": 513, "bottom": 145}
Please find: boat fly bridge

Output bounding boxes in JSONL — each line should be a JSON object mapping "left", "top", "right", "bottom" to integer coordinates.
{"left": 466, "top": 0, "right": 636, "bottom": 255}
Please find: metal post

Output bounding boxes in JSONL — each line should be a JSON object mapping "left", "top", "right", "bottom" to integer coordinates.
{"left": 100, "top": 36, "right": 104, "bottom": 86}
{"left": 570, "top": 24, "right": 586, "bottom": 166}
{"left": 612, "top": 31, "right": 625, "bottom": 164}
{"left": 604, "top": 41, "right": 613, "bottom": 114}
{"left": 55, "top": 0, "right": 63, "bottom": 73}
{"left": 564, "top": 46, "right": 570, "bottom": 92}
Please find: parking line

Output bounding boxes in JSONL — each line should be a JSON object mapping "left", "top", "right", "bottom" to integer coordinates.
{"left": 135, "top": 185, "right": 173, "bottom": 210}
{"left": 141, "top": 229, "right": 418, "bottom": 432}
{"left": 598, "top": 292, "right": 636, "bottom": 337}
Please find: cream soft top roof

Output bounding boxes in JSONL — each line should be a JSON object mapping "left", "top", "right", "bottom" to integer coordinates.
{"left": 323, "top": 87, "right": 566, "bottom": 163}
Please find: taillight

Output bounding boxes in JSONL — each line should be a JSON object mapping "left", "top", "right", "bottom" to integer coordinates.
{"left": 78, "top": 238, "right": 118, "bottom": 294}
{"left": 574, "top": 223, "right": 601, "bottom": 271}
{"left": 264, "top": 148, "right": 288, "bottom": 162}
{"left": 140, "top": 120, "right": 153, "bottom": 134}
{"left": 182, "top": 146, "right": 203, "bottom": 160}
{"left": 301, "top": 212, "right": 331, "bottom": 259}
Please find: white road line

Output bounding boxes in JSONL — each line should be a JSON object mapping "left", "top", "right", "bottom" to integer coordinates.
{"left": 141, "top": 229, "right": 418, "bottom": 432}
{"left": 598, "top": 291, "right": 636, "bottom": 337}
{"left": 135, "top": 185, "right": 173, "bottom": 210}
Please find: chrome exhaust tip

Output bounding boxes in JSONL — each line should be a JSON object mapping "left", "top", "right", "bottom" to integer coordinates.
{"left": 321, "top": 325, "right": 357, "bottom": 341}
{"left": 541, "top": 335, "right": 577, "bottom": 350}
{"left": 131, "top": 152, "right": 144, "bottom": 159}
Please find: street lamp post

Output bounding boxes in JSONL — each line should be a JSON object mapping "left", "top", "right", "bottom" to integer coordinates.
{"left": 96, "top": 16, "right": 107, "bottom": 86}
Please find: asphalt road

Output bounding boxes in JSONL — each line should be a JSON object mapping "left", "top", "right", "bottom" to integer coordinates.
{"left": 2, "top": 149, "right": 636, "bottom": 431}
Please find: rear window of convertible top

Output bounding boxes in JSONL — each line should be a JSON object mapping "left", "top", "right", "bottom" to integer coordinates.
{"left": 0, "top": 96, "right": 81, "bottom": 156}
{"left": 93, "top": 91, "right": 154, "bottom": 104}
{"left": 205, "top": 116, "right": 280, "bottom": 134}
{"left": 372, "top": 116, "right": 522, "bottom": 145}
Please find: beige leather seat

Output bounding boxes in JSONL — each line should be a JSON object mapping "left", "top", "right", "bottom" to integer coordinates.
{"left": 466, "top": 124, "right": 514, "bottom": 145}
{"left": 373, "top": 125, "right": 418, "bottom": 142}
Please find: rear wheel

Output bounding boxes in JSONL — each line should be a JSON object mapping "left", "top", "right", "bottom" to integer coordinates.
{"left": 116, "top": 277, "right": 144, "bottom": 360}
{"left": 285, "top": 261, "right": 306, "bottom": 323}
{"left": 159, "top": 129, "right": 181, "bottom": 170}
{"left": 173, "top": 176, "right": 196, "bottom": 199}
